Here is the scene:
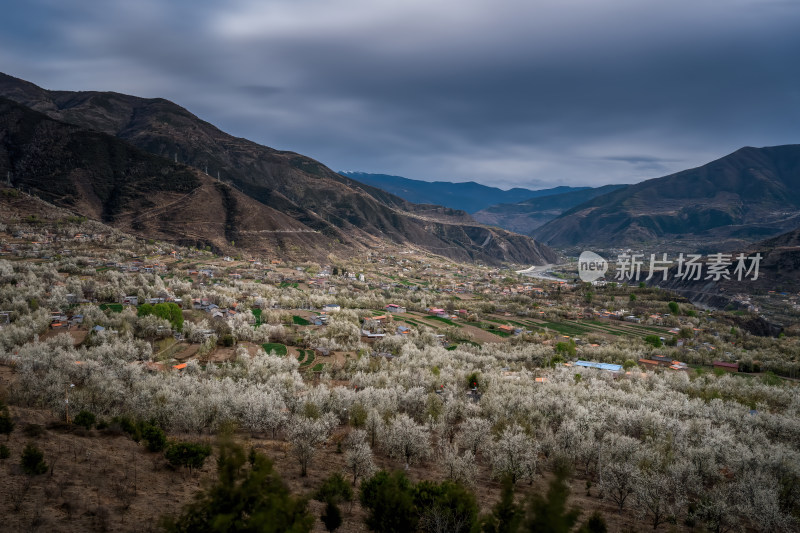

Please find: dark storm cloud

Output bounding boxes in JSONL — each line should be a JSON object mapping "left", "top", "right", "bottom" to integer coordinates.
{"left": 1, "top": 0, "right": 799, "bottom": 189}
{"left": 238, "top": 86, "right": 284, "bottom": 98}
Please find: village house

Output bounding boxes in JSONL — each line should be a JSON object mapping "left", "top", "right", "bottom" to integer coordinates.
{"left": 196, "top": 329, "right": 216, "bottom": 341}
{"left": 649, "top": 355, "right": 674, "bottom": 367}
{"left": 497, "top": 324, "right": 515, "bottom": 334}
{"left": 573, "top": 360, "right": 624, "bottom": 373}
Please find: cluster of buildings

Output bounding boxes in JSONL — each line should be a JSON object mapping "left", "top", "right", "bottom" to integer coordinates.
{"left": 497, "top": 283, "right": 547, "bottom": 296}
{"left": 48, "top": 310, "right": 83, "bottom": 329}
{"left": 638, "top": 356, "right": 689, "bottom": 371}
{"left": 191, "top": 299, "right": 246, "bottom": 321}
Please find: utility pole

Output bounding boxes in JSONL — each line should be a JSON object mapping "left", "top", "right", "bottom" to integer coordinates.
{"left": 65, "top": 383, "right": 74, "bottom": 423}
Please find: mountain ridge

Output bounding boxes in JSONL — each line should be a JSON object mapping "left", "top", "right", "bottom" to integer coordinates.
{"left": 338, "top": 171, "right": 587, "bottom": 213}
{"left": 532, "top": 145, "right": 800, "bottom": 249}
{"left": 0, "top": 97, "right": 335, "bottom": 257}
{"left": 0, "top": 73, "right": 557, "bottom": 265}
{"left": 472, "top": 184, "right": 628, "bottom": 234}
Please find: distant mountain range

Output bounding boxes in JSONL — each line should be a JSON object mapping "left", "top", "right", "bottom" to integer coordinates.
{"left": 0, "top": 73, "right": 556, "bottom": 266}
{"left": 4, "top": 71, "right": 796, "bottom": 262}
{"left": 338, "top": 171, "right": 586, "bottom": 213}
{"left": 472, "top": 184, "right": 628, "bottom": 234}
{"left": 532, "top": 145, "right": 800, "bottom": 249}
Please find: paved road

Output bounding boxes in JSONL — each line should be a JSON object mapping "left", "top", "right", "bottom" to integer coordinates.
{"left": 515, "top": 263, "right": 566, "bottom": 282}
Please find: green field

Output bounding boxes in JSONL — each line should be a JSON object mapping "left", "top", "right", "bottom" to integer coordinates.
{"left": 292, "top": 315, "right": 311, "bottom": 326}
{"left": 537, "top": 322, "right": 592, "bottom": 336}
{"left": 398, "top": 317, "right": 430, "bottom": 328}
{"left": 520, "top": 317, "right": 671, "bottom": 339}
{"left": 261, "top": 343, "right": 287, "bottom": 356}
{"left": 100, "top": 303, "right": 123, "bottom": 313}
{"left": 584, "top": 319, "right": 667, "bottom": 337}
{"left": 427, "top": 316, "right": 461, "bottom": 327}
{"left": 463, "top": 321, "right": 512, "bottom": 337}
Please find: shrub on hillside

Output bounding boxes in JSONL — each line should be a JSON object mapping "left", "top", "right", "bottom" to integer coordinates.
{"left": 21, "top": 443, "right": 48, "bottom": 475}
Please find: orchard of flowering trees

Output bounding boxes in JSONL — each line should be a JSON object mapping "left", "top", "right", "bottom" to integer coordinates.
{"left": 2, "top": 319, "right": 799, "bottom": 530}
{"left": 1, "top": 226, "right": 799, "bottom": 532}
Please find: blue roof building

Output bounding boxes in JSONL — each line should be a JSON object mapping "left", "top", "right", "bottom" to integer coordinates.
{"left": 574, "top": 360, "right": 623, "bottom": 372}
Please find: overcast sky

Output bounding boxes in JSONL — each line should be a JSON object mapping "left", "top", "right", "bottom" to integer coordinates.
{"left": 1, "top": 0, "right": 799, "bottom": 189}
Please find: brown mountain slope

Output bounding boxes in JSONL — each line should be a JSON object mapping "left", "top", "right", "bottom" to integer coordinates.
{"left": 0, "top": 97, "right": 342, "bottom": 258}
{"left": 533, "top": 145, "right": 800, "bottom": 249}
{"left": 647, "top": 227, "right": 800, "bottom": 330}
{"left": 0, "top": 73, "right": 556, "bottom": 265}
{"left": 760, "top": 226, "right": 800, "bottom": 249}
